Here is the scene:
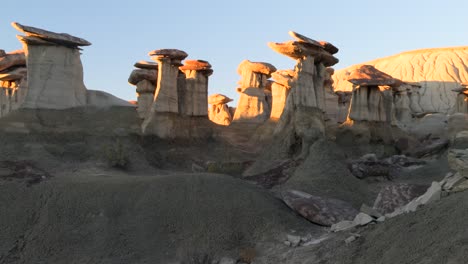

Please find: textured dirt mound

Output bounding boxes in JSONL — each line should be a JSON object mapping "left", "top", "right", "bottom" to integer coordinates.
{"left": 0, "top": 173, "right": 313, "bottom": 264}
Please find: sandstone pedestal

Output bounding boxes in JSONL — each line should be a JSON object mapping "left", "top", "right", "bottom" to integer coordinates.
{"left": 13, "top": 22, "right": 90, "bottom": 109}
{"left": 232, "top": 60, "right": 276, "bottom": 123}
{"left": 179, "top": 60, "right": 213, "bottom": 116}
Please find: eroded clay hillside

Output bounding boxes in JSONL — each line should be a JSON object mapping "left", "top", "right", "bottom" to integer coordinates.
{"left": 333, "top": 47, "right": 468, "bottom": 113}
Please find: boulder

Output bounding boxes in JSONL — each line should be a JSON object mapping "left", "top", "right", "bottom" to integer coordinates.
{"left": 0, "top": 67, "right": 27, "bottom": 81}
{"left": 447, "top": 148, "right": 468, "bottom": 176}
{"left": 237, "top": 60, "right": 276, "bottom": 76}
{"left": 208, "top": 94, "right": 232, "bottom": 105}
{"left": 353, "top": 212, "right": 374, "bottom": 226}
{"left": 180, "top": 59, "right": 212, "bottom": 71}
{"left": 373, "top": 183, "right": 429, "bottom": 214}
{"left": 281, "top": 189, "right": 359, "bottom": 226}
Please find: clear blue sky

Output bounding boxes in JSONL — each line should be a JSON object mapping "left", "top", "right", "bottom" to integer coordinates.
{"left": 1, "top": 0, "right": 468, "bottom": 103}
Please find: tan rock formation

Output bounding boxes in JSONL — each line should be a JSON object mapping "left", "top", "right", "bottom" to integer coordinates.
{"left": 270, "top": 70, "right": 294, "bottom": 120}
{"left": 208, "top": 94, "right": 233, "bottom": 126}
{"left": 128, "top": 64, "right": 158, "bottom": 119}
{"left": 179, "top": 60, "right": 213, "bottom": 116}
{"left": 267, "top": 31, "right": 339, "bottom": 157}
{"left": 232, "top": 60, "right": 276, "bottom": 123}
{"left": 13, "top": 22, "right": 90, "bottom": 109}
{"left": 347, "top": 65, "right": 401, "bottom": 123}
{"left": 148, "top": 49, "right": 188, "bottom": 113}
{"left": 333, "top": 46, "right": 468, "bottom": 113}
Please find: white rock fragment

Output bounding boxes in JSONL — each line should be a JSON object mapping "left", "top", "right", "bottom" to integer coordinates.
{"left": 353, "top": 212, "right": 374, "bottom": 226}
{"left": 330, "top": 220, "right": 356, "bottom": 232}
{"left": 286, "top": 234, "right": 301, "bottom": 247}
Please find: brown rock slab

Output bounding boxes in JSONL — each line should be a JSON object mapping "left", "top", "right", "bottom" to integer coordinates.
{"left": 208, "top": 94, "right": 233, "bottom": 105}
{"left": 288, "top": 31, "right": 323, "bottom": 48}
{"left": 0, "top": 52, "right": 26, "bottom": 72}
{"left": 148, "top": 49, "right": 188, "bottom": 60}
{"left": 268, "top": 41, "right": 339, "bottom": 66}
{"left": 319, "top": 41, "right": 339, "bottom": 55}
{"left": 373, "top": 183, "right": 429, "bottom": 214}
{"left": 281, "top": 190, "right": 359, "bottom": 226}
{"left": 0, "top": 67, "right": 27, "bottom": 81}
{"left": 128, "top": 69, "right": 157, "bottom": 85}
{"left": 180, "top": 59, "right": 212, "bottom": 71}
{"left": 134, "top": 61, "right": 158, "bottom": 70}
{"left": 237, "top": 60, "right": 276, "bottom": 75}
{"left": 271, "top": 70, "right": 295, "bottom": 88}
{"left": 12, "top": 22, "right": 91, "bottom": 46}
{"left": 347, "top": 65, "right": 402, "bottom": 87}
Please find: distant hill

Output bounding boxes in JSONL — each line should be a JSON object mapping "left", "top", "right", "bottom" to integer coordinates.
{"left": 333, "top": 46, "right": 468, "bottom": 113}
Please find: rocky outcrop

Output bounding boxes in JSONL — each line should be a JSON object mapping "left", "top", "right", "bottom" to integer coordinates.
{"left": 0, "top": 50, "right": 27, "bottom": 117}
{"left": 13, "top": 22, "right": 89, "bottom": 109}
{"left": 334, "top": 46, "right": 468, "bottom": 113}
{"left": 347, "top": 65, "right": 400, "bottom": 123}
{"left": 232, "top": 60, "right": 276, "bottom": 123}
{"left": 128, "top": 61, "right": 158, "bottom": 119}
{"left": 179, "top": 60, "right": 213, "bottom": 116}
{"left": 268, "top": 31, "right": 339, "bottom": 158}
{"left": 141, "top": 49, "right": 213, "bottom": 138}
{"left": 208, "top": 94, "right": 233, "bottom": 126}
{"left": 281, "top": 189, "right": 359, "bottom": 226}
{"left": 270, "top": 70, "right": 294, "bottom": 120}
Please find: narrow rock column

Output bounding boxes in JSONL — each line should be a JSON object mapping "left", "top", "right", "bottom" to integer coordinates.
{"left": 270, "top": 70, "right": 294, "bottom": 120}
{"left": 453, "top": 83, "right": 468, "bottom": 113}
{"left": 128, "top": 61, "right": 158, "bottom": 119}
{"left": 393, "top": 84, "right": 413, "bottom": 124}
{"left": 0, "top": 49, "right": 27, "bottom": 116}
{"left": 179, "top": 60, "right": 213, "bottom": 116}
{"left": 149, "top": 49, "right": 188, "bottom": 113}
{"left": 232, "top": 60, "right": 276, "bottom": 123}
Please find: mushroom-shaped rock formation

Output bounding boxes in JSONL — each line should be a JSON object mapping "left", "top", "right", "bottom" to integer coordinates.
{"left": 264, "top": 31, "right": 338, "bottom": 158}
{"left": 232, "top": 60, "right": 276, "bottom": 123}
{"left": 147, "top": 49, "right": 188, "bottom": 113}
{"left": 392, "top": 82, "right": 423, "bottom": 124}
{"left": 13, "top": 22, "right": 89, "bottom": 109}
{"left": 208, "top": 94, "right": 233, "bottom": 126}
{"left": 128, "top": 63, "right": 158, "bottom": 119}
{"left": 179, "top": 60, "right": 213, "bottom": 116}
{"left": 347, "top": 65, "right": 402, "bottom": 123}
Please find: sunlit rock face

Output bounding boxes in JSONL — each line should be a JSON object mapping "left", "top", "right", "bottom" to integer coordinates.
{"left": 268, "top": 31, "right": 339, "bottom": 157}
{"left": 333, "top": 46, "right": 468, "bottom": 113}
{"left": 232, "top": 60, "right": 276, "bottom": 123}
{"left": 208, "top": 93, "right": 233, "bottom": 126}
{"left": 270, "top": 70, "right": 294, "bottom": 120}
{"left": 179, "top": 60, "right": 212, "bottom": 116}
{"left": 0, "top": 50, "right": 27, "bottom": 117}
{"left": 12, "top": 22, "right": 90, "bottom": 109}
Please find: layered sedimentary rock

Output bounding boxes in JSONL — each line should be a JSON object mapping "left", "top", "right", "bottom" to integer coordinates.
{"left": 128, "top": 61, "right": 158, "bottom": 119}
{"left": 208, "top": 94, "right": 233, "bottom": 126}
{"left": 179, "top": 60, "right": 212, "bottom": 116}
{"left": 347, "top": 65, "right": 401, "bottom": 123}
{"left": 13, "top": 22, "right": 89, "bottom": 109}
{"left": 268, "top": 31, "right": 339, "bottom": 157}
{"left": 232, "top": 60, "right": 276, "bottom": 123}
{"left": 393, "top": 82, "right": 423, "bottom": 124}
{"left": 333, "top": 46, "right": 468, "bottom": 113}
